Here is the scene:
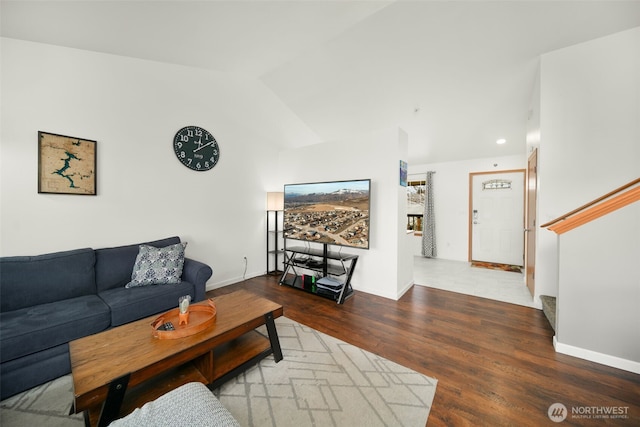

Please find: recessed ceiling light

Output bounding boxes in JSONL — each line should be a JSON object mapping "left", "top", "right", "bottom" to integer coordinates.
{"left": 496, "top": 138, "right": 506, "bottom": 145}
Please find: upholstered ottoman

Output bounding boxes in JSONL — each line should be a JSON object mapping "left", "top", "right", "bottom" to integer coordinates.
{"left": 108, "top": 382, "right": 239, "bottom": 427}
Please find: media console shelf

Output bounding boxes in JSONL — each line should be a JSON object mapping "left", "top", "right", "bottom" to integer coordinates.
{"left": 279, "top": 245, "right": 358, "bottom": 304}
{"left": 266, "top": 209, "right": 284, "bottom": 275}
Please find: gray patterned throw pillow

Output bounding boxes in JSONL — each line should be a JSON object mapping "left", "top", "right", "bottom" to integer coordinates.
{"left": 125, "top": 242, "right": 187, "bottom": 288}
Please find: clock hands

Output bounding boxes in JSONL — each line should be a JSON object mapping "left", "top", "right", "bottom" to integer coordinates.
{"left": 193, "top": 136, "right": 203, "bottom": 151}
{"left": 193, "top": 141, "right": 215, "bottom": 153}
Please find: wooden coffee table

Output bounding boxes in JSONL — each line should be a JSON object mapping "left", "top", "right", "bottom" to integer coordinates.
{"left": 70, "top": 290, "right": 283, "bottom": 427}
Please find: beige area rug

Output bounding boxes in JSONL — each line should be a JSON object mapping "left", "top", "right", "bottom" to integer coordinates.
{"left": 1, "top": 317, "right": 437, "bottom": 427}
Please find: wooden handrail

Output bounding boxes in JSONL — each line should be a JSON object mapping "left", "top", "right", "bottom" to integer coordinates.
{"left": 542, "top": 177, "right": 640, "bottom": 235}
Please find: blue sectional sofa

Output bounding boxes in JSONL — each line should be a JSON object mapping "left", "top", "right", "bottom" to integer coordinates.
{"left": 0, "top": 236, "right": 212, "bottom": 400}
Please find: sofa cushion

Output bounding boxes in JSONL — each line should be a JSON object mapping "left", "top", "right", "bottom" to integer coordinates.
{"left": 0, "top": 248, "right": 96, "bottom": 312}
{"left": 99, "top": 281, "right": 195, "bottom": 327}
{"left": 125, "top": 242, "right": 187, "bottom": 288}
{"left": 95, "top": 237, "right": 181, "bottom": 293}
{"left": 0, "top": 295, "right": 110, "bottom": 363}
{"left": 0, "top": 343, "right": 70, "bottom": 400}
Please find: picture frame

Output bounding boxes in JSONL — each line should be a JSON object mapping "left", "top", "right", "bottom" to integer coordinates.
{"left": 38, "top": 131, "right": 97, "bottom": 195}
{"left": 399, "top": 160, "right": 408, "bottom": 187}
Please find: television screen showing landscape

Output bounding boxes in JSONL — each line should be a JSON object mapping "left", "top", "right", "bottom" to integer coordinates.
{"left": 284, "top": 179, "right": 370, "bottom": 249}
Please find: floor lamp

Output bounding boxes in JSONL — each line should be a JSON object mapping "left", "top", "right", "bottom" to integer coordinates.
{"left": 266, "top": 192, "right": 284, "bottom": 275}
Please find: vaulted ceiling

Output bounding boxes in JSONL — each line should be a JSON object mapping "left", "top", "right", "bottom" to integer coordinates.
{"left": 3, "top": 1, "right": 640, "bottom": 164}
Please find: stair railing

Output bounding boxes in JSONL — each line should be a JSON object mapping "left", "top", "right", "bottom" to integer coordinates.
{"left": 542, "top": 177, "right": 640, "bottom": 235}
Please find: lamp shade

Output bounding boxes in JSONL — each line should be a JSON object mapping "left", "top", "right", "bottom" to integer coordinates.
{"left": 266, "top": 192, "right": 284, "bottom": 211}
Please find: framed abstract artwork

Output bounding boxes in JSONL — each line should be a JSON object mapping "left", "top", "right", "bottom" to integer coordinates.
{"left": 38, "top": 131, "right": 97, "bottom": 195}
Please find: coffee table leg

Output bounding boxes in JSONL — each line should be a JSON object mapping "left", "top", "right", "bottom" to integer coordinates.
{"left": 264, "top": 312, "right": 283, "bottom": 362}
{"left": 97, "top": 373, "right": 130, "bottom": 427}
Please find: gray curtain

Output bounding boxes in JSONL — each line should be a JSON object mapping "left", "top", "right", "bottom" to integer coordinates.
{"left": 422, "top": 171, "right": 437, "bottom": 257}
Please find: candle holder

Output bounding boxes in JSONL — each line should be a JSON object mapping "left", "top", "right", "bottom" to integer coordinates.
{"left": 178, "top": 295, "right": 192, "bottom": 325}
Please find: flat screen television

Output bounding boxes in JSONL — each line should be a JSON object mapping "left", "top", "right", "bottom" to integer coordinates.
{"left": 283, "top": 179, "right": 370, "bottom": 250}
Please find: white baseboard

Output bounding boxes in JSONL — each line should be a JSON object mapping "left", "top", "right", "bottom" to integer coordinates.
{"left": 553, "top": 336, "right": 640, "bottom": 374}
{"left": 351, "top": 284, "right": 396, "bottom": 300}
{"left": 397, "top": 280, "right": 414, "bottom": 300}
{"left": 531, "top": 298, "right": 543, "bottom": 310}
{"left": 205, "top": 271, "right": 264, "bottom": 292}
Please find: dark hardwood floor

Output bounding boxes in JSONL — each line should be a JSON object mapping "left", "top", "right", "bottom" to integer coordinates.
{"left": 208, "top": 275, "right": 640, "bottom": 426}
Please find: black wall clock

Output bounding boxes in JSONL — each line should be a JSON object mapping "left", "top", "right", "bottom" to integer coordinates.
{"left": 173, "top": 126, "right": 220, "bottom": 171}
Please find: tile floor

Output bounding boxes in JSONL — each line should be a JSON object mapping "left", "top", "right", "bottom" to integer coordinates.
{"left": 413, "top": 256, "right": 539, "bottom": 308}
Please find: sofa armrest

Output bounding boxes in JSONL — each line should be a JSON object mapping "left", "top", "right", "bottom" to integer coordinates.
{"left": 182, "top": 258, "right": 212, "bottom": 302}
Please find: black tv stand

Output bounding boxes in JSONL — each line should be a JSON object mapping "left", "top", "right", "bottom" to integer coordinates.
{"left": 279, "top": 243, "right": 358, "bottom": 304}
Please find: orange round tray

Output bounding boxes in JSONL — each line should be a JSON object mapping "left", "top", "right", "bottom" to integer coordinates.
{"left": 151, "top": 299, "right": 217, "bottom": 339}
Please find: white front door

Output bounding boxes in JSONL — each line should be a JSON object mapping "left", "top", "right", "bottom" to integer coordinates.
{"left": 470, "top": 170, "right": 525, "bottom": 266}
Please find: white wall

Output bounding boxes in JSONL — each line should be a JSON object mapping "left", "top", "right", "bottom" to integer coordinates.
{"left": 536, "top": 27, "right": 640, "bottom": 303}
{"left": 537, "top": 27, "right": 640, "bottom": 371}
{"left": 555, "top": 203, "right": 640, "bottom": 372}
{"left": 395, "top": 130, "right": 413, "bottom": 297}
{"left": 526, "top": 64, "right": 541, "bottom": 152}
{"left": 0, "top": 38, "right": 319, "bottom": 288}
{"left": 409, "top": 154, "right": 527, "bottom": 262}
{"left": 278, "top": 127, "right": 412, "bottom": 300}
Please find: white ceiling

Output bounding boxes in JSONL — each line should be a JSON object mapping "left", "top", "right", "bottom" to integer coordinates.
{"left": 3, "top": 1, "right": 640, "bottom": 164}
